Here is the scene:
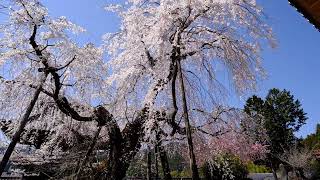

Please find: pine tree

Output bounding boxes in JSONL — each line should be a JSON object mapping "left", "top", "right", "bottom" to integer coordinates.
{"left": 244, "top": 88, "right": 307, "bottom": 179}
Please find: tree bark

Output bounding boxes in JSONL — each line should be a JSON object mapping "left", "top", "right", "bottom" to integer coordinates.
{"left": 0, "top": 73, "right": 48, "bottom": 175}
{"left": 159, "top": 146, "right": 172, "bottom": 180}
{"left": 147, "top": 146, "right": 152, "bottom": 180}
{"left": 271, "top": 162, "right": 279, "bottom": 180}
{"left": 94, "top": 110, "right": 147, "bottom": 180}
{"left": 177, "top": 59, "right": 200, "bottom": 180}
{"left": 105, "top": 121, "right": 125, "bottom": 180}
{"left": 75, "top": 126, "right": 102, "bottom": 179}
{"left": 297, "top": 168, "right": 307, "bottom": 180}
{"left": 272, "top": 168, "right": 278, "bottom": 180}
{"left": 155, "top": 130, "right": 171, "bottom": 180}
{"left": 154, "top": 145, "right": 159, "bottom": 180}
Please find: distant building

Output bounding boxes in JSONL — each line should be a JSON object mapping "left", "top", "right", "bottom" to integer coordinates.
{"left": 0, "top": 172, "right": 44, "bottom": 180}
{"left": 289, "top": 0, "right": 320, "bottom": 31}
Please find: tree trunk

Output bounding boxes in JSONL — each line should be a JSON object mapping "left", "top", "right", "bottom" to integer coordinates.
{"left": 106, "top": 149, "right": 127, "bottom": 180}
{"left": 106, "top": 121, "right": 126, "bottom": 180}
{"left": 297, "top": 168, "right": 307, "bottom": 180}
{"left": 272, "top": 169, "right": 278, "bottom": 180}
{"left": 271, "top": 162, "right": 279, "bottom": 180}
{"left": 159, "top": 146, "right": 172, "bottom": 180}
{"left": 0, "top": 73, "right": 48, "bottom": 175}
{"left": 147, "top": 146, "right": 152, "bottom": 180}
{"left": 177, "top": 59, "right": 200, "bottom": 180}
{"left": 96, "top": 111, "right": 146, "bottom": 180}
{"left": 75, "top": 126, "right": 102, "bottom": 179}
{"left": 155, "top": 145, "right": 159, "bottom": 180}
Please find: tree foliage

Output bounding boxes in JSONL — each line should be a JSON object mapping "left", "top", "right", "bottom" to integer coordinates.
{"left": 0, "top": 0, "right": 275, "bottom": 178}
{"left": 200, "top": 153, "right": 248, "bottom": 180}
{"left": 244, "top": 88, "right": 307, "bottom": 168}
{"left": 303, "top": 124, "right": 320, "bottom": 150}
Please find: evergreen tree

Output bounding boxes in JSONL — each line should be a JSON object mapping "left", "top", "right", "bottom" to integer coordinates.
{"left": 244, "top": 88, "right": 307, "bottom": 178}
{"left": 303, "top": 123, "right": 320, "bottom": 150}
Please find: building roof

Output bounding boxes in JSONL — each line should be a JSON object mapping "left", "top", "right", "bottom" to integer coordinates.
{"left": 289, "top": 0, "right": 320, "bottom": 31}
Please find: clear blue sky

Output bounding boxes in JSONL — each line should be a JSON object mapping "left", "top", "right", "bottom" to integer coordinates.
{"left": 41, "top": 0, "right": 320, "bottom": 137}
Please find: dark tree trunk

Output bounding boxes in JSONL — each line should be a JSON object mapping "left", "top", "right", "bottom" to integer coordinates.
{"left": 159, "top": 146, "right": 172, "bottom": 180}
{"left": 105, "top": 121, "right": 126, "bottom": 180}
{"left": 95, "top": 110, "right": 147, "bottom": 180}
{"left": 296, "top": 168, "right": 307, "bottom": 180}
{"left": 93, "top": 122, "right": 127, "bottom": 180}
{"left": 0, "top": 73, "right": 48, "bottom": 175}
{"left": 75, "top": 126, "right": 102, "bottom": 179}
{"left": 177, "top": 59, "right": 200, "bottom": 180}
{"left": 155, "top": 130, "right": 171, "bottom": 180}
{"left": 271, "top": 161, "right": 279, "bottom": 180}
{"left": 154, "top": 145, "right": 159, "bottom": 180}
{"left": 147, "top": 146, "right": 152, "bottom": 180}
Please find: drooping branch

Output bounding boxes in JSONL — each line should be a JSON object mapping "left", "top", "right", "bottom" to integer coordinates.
{"left": 29, "top": 24, "right": 96, "bottom": 124}
{"left": 141, "top": 41, "right": 156, "bottom": 68}
{"left": 0, "top": 22, "right": 51, "bottom": 174}
{"left": 196, "top": 128, "right": 230, "bottom": 137}
{"left": 0, "top": 72, "right": 48, "bottom": 175}
{"left": 29, "top": 24, "right": 151, "bottom": 178}
{"left": 194, "top": 107, "right": 235, "bottom": 129}
{"left": 54, "top": 55, "right": 76, "bottom": 71}
{"left": 0, "top": 76, "right": 54, "bottom": 98}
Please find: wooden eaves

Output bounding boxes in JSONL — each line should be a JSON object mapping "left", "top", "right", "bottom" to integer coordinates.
{"left": 288, "top": 0, "right": 320, "bottom": 31}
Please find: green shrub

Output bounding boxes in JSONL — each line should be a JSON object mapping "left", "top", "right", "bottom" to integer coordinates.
{"left": 170, "top": 170, "right": 181, "bottom": 177}
{"left": 179, "top": 169, "right": 191, "bottom": 177}
{"left": 246, "top": 161, "right": 271, "bottom": 173}
{"left": 170, "top": 169, "right": 191, "bottom": 178}
{"left": 310, "top": 159, "right": 320, "bottom": 180}
{"left": 200, "top": 154, "right": 248, "bottom": 180}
